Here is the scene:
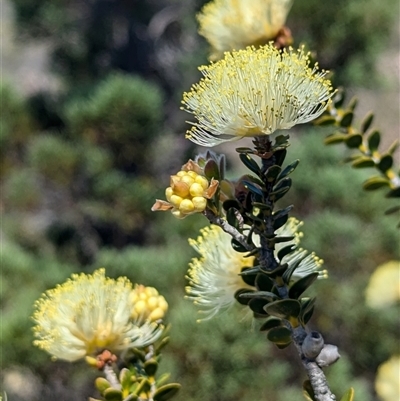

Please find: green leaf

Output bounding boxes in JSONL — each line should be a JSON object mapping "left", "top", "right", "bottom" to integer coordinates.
{"left": 289, "top": 273, "right": 319, "bottom": 299}
{"left": 387, "top": 139, "right": 399, "bottom": 155}
{"left": 347, "top": 96, "right": 358, "bottom": 111}
{"left": 385, "top": 205, "right": 400, "bottom": 214}
{"left": 299, "top": 297, "right": 316, "bottom": 325}
{"left": 231, "top": 239, "right": 249, "bottom": 253}
{"left": 260, "top": 317, "right": 283, "bottom": 332}
{"left": 239, "top": 291, "right": 278, "bottom": 302}
{"left": 378, "top": 154, "right": 393, "bottom": 172}
{"left": 255, "top": 273, "right": 274, "bottom": 291}
{"left": 272, "top": 177, "right": 292, "bottom": 193}
{"left": 277, "top": 159, "right": 300, "bottom": 181}
{"left": 368, "top": 130, "right": 381, "bottom": 152}
{"left": 269, "top": 186, "right": 290, "bottom": 201}
{"left": 386, "top": 187, "right": 400, "bottom": 198}
{"left": 243, "top": 180, "right": 264, "bottom": 197}
{"left": 340, "top": 388, "right": 355, "bottom": 401}
{"left": 274, "top": 149, "right": 287, "bottom": 166}
{"left": 226, "top": 207, "right": 240, "bottom": 228}
{"left": 345, "top": 134, "right": 362, "bottom": 148}
{"left": 248, "top": 298, "right": 270, "bottom": 315}
{"left": 277, "top": 244, "right": 296, "bottom": 261}
{"left": 333, "top": 89, "right": 346, "bottom": 108}
{"left": 153, "top": 384, "right": 181, "bottom": 401}
{"left": 351, "top": 156, "right": 375, "bottom": 168}
{"left": 324, "top": 132, "right": 348, "bottom": 145}
{"left": 273, "top": 213, "right": 289, "bottom": 230}
{"left": 204, "top": 159, "right": 219, "bottom": 180}
{"left": 104, "top": 388, "right": 123, "bottom": 401}
{"left": 264, "top": 165, "right": 282, "bottom": 182}
{"left": 234, "top": 289, "right": 255, "bottom": 305}
{"left": 274, "top": 134, "right": 290, "bottom": 148}
{"left": 340, "top": 111, "right": 354, "bottom": 127}
{"left": 363, "top": 176, "right": 390, "bottom": 191}
{"left": 144, "top": 358, "right": 158, "bottom": 377}
{"left": 266, "top": 326, "right": 292, "bottom": 345}
{"left": 302, "top": 380, "right": 315, "bottom": 401}
{"left": 236, "top": 147, "right": 255, "bottom": 154}
{"left": 264, "top": 299, "right": 301, "bottom": 319}
{"left": 314, "top": 115, "right": 336, "bottom": 126}
{"left": 361, "top": 112, "right": 374, "bottom": 133}
{"left": 282, "top": 258, "right": 302, "bottom": 283}
{"left": 303, "top": 306, "right": 315, "bottom": 325}
{"left": 222, "top": 199, "right": 241, "bottom": 211}
{"left": 119, "top": 368, "right": 132, "bottom": 390}
{"left": 95, "top": 378, "right": 112, "bottom": 393}
{"left": 239, "top": 153, "right": 261, "bottom": 175}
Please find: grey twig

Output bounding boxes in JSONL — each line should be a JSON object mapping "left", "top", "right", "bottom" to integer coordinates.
{"left": 292, "top": 327, "right": 337, "bottom": 401}
{"left": 203, "top": 209, "right": 253, "bottom": 251}
{"left": 103, "top": 364, "right": 121, "bottom": 390}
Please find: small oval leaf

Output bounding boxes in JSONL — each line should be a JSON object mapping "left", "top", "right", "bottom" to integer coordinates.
{"left": 243, "top": 180, "right": 264, "bottom": 197}
{"left": 277, "top": 160, "right": 300, "bottom": 181}
{"left": 378, "top": 154, "right": 393, "bottom": 173}
{"left": 361, "top": 112, "right": 374, "bottom": 133}
{"left": 264, "top": 165, "right": 282, "bottom": 182}
{"left": 340, "top": 388, "right": 355, "bottom": 401}
{"left": 315, "top": 115, "right": 336, "bottom": 126}
{"left": 324, "top": 132, "right": 348, "bottom": 145}
{"left": 289, "top": 273, "right": 319, "bottom": 299}
{"left": 264, "top": 299, "right": 301, "bottom": 319}
{"left": 363, "top": 176, "right": 390, "bottom": 191}
{"left": 153, "top": 384, "right": 182, "bottom": 401}
{"left": 345, "top": 134, "right": 362, "bottom": 148}
{"left": 267, "top": 326, "right": 292, "bottom": 345}
{"left": 260, "top": 317, "right": 283, "bottom": 332}
{"left": 340, "top": 111, "right": 354, "bottom": 127}
{"left": 351, "top": 157, "right": 375, "bottom": 168}
{"left": 368, "top": 130, "right": 381, "bottom": 152}
{"left": 248, "top": 298, "right": 269, "bottom": 315}
{"left": 239, "top": 153, "right": 261, "bottom": 175}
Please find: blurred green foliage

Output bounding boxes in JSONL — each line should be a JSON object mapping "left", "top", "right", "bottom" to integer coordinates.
{"left": 2, "top": 0, "right": 399, "bottom": 400}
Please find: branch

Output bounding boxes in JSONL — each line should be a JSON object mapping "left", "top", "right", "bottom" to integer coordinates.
{"left": 203, "top": 209, "right": 253, "bottom": 251}
{"left": 292, "top": 327, "right": 337, "bottom": 401}
{"left": 103, "top": 364, "right": 121, "bottom": 390}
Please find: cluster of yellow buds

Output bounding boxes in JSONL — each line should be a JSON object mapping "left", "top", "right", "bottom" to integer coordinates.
{"left": 152, "top": 160, "right": 219, "bottom": 219}
{"left": 130, "top": 284, "right": 168, "bottom": 323}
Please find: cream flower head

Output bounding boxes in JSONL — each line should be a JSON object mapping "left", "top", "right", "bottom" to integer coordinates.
{"left": 182, "top": 44, "right": 334, "bottom": 147}
{"left": 186, "top": 224, "right": 255, "bottom": 321}
{"left": 365, "top": 260, "right": 400, "bottom": 309}
{"left": 32, "top": 269, "right": 164, "bottom": 362}
{"left": 186, "top": 218, "right": 326, "bottom": 320}
{"left": 198, "top": 0, "right": 293, "bottom": 59}
{"left": 375, "top": 355, "right": 400, "bottom": 401}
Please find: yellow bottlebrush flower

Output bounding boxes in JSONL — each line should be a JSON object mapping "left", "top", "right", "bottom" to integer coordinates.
{"left": 365, "top": 260, "right": 400, "bottom": 309}
{"left": 186, "top": 224, "right": 255, "bottom": 321}
{"left": 182, "top": 44, "right": 334, "bottom": 147}
{"left": 198, "top": 0, "right": 293, "bottom": 59}
{"left": 151, "top": 159, "right": 219, "bottom": 219}
{"left": 186, "top": 218, "right": 327, "bottom": 320}
{"left": 32, "top": 269, "right": 164, "bottom": 362}
{"left": 375, "top": 355, "right": 400, "bottom": 401}
{"left": 130, "top": 284, "right": 168, "bottom": 323}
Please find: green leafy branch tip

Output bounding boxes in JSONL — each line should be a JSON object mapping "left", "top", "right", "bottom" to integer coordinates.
{"left": 315, "top": 88, "right": 400, "bottom": 214}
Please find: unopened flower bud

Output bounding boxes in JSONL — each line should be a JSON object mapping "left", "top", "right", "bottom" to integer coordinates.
{"left": 131, "top": 285, "right": 168, "bottom": 323}
{"left": 179, "top": 199, "right": 195, "bottom": 214}
{"left": 192, "top": 196, "right": 207, "bottom": 211}
{"left": 151, "top": 159, "right": 219, "bottom": 219}
{"left": 190, "top": 182, "right": 205, "bottom": 197}
{"left": 315, "top": 344, "right": 340, "bottom": 367}
{"left": 302, "top": 331, "right": 324, "bottom": 359}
